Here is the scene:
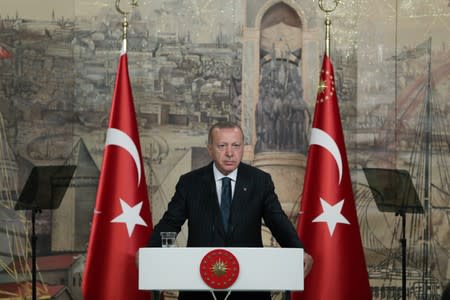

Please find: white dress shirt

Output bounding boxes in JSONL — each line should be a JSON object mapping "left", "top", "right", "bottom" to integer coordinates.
{"left": 212, "top": 163, "right": 237, "bottom": 205}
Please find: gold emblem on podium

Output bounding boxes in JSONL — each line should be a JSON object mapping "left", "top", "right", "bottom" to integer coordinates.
{"left": 200, "top": 249, "right": 240, "bottom": 289}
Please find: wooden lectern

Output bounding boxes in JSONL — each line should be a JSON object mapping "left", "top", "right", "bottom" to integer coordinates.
{"left": 138, "top": 247, "right": 304, "bottom": 292}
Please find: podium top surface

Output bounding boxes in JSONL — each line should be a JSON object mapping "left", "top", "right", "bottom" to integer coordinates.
{"left": 15, "top": 165, "right": 76, "bottom": 211}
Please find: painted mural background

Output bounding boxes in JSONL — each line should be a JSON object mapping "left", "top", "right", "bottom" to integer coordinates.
{"left": 0, "top": 0, "right": 449, "bottom": 299}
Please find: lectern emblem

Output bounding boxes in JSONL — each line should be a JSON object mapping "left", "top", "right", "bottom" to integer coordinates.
{"left": 200, "top": 249, "right": 239, "bottom": 289}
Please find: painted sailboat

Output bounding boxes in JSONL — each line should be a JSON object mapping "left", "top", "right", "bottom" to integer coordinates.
{"left": 358, "top": 38, "right": 450, "bottom": 299}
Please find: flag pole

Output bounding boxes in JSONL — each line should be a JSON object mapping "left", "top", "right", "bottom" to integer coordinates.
{"left": 318, "top": 0, "right": 340, "bottom": 57}
{"left": 292, "top": 1, "right": 371, "bottom": 299}
{"left": 82, "top": 0, "right": 154, "bottom": 299}
{"left": 115, "top": 0, "right": 139, "bottom": 51}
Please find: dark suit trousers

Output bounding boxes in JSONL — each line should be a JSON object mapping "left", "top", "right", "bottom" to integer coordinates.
{"left": 178, "top": 291, "right": 271, "bottom": 300}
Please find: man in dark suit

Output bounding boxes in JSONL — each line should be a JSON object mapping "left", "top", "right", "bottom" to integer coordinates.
{"left": 148, "top": 121, "right": 313, "bottom": 300}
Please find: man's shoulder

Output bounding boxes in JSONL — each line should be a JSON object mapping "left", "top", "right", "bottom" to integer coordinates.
{"left": 238, "top": 162, "right": 269, "bottom": 177}
{"left": 181, "top": 162, "right": 213, "bottom": 178}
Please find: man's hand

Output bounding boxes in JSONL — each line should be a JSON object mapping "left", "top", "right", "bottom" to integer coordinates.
{"left": 304, "top": 252, "right": 313, "bottom": 277}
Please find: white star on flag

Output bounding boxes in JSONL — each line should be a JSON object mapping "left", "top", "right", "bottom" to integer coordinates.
{"left": 111, "top": 198, "right": 148, "bottom": 237}
{"left": 313, "top": 198, "right": 350, "bottom": 236}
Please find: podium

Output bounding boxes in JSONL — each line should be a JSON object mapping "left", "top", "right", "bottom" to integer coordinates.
{"left": 139, "top": 247, "right": 304, "bottom": 292}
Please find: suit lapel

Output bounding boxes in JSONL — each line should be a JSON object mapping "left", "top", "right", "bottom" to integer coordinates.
{"left": 230, "top": 163, "right": 251, "bottom": 232}
{"left": 201, "top": 163, "right": 227, "bottom": 237}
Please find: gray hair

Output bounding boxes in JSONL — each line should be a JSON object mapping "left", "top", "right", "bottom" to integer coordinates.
{"left": 207, "top": 121, "right": 244, "bottom": 144}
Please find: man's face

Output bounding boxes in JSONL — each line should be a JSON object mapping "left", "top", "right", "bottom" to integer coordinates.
{"left": 207, "top": 127, "right": 244, "bottom": 175}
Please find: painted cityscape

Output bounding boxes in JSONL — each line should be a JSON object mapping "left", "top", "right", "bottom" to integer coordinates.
{"left": 0, "top": 0, "right": 449, "bottom": 299}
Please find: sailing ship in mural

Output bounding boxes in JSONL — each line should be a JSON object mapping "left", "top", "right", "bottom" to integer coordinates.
{"left": 0, "top": 113, "right": 36, "bottom": 297}
{"left": 356, "top": 38, "right": 450, "bottom": 299}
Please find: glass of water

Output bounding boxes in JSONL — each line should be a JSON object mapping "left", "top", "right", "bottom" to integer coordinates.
{"left": 160, "top": 232, "right": 177, "bottom": 248}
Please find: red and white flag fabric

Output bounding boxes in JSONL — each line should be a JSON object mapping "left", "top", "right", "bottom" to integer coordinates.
{"left": 82, "top": 41, "right": 153, "bottom": 300}
{"left": 292, "top": 54, "right": 371, "bottom": 300}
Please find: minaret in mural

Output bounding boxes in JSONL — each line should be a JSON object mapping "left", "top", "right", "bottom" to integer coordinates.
{"left": 51, "top": 138, "right": 99, "bottom": 252}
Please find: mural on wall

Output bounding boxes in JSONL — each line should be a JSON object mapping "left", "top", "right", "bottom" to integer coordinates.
{"left": 0, "top": 0, "right": 449, "bottom": 299}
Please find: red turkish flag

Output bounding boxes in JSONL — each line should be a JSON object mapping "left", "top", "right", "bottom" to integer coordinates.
{"left": 292, "top": 54, "right": 371, "bottom": 300}
{"left": 82, "top": 42, "right": 153, "bottom": 300}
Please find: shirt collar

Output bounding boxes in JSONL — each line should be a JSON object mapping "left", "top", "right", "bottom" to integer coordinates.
{"left": 212, "top": 163, "right": 238, "bottom": 182}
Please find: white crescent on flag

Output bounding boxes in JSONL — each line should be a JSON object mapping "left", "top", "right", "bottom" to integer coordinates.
{"left": 105, "top": 128, "right": 142, "bottom": 186}
{"left": 310, "top": 128, "right": 343, "bottom": 184}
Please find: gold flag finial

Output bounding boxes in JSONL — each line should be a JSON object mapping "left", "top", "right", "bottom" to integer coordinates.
{"left": 318, "top": 0, "right": 340, "bottom": 56}
{"left": 115, "top": 0, "right": 139, "bottom": 51}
